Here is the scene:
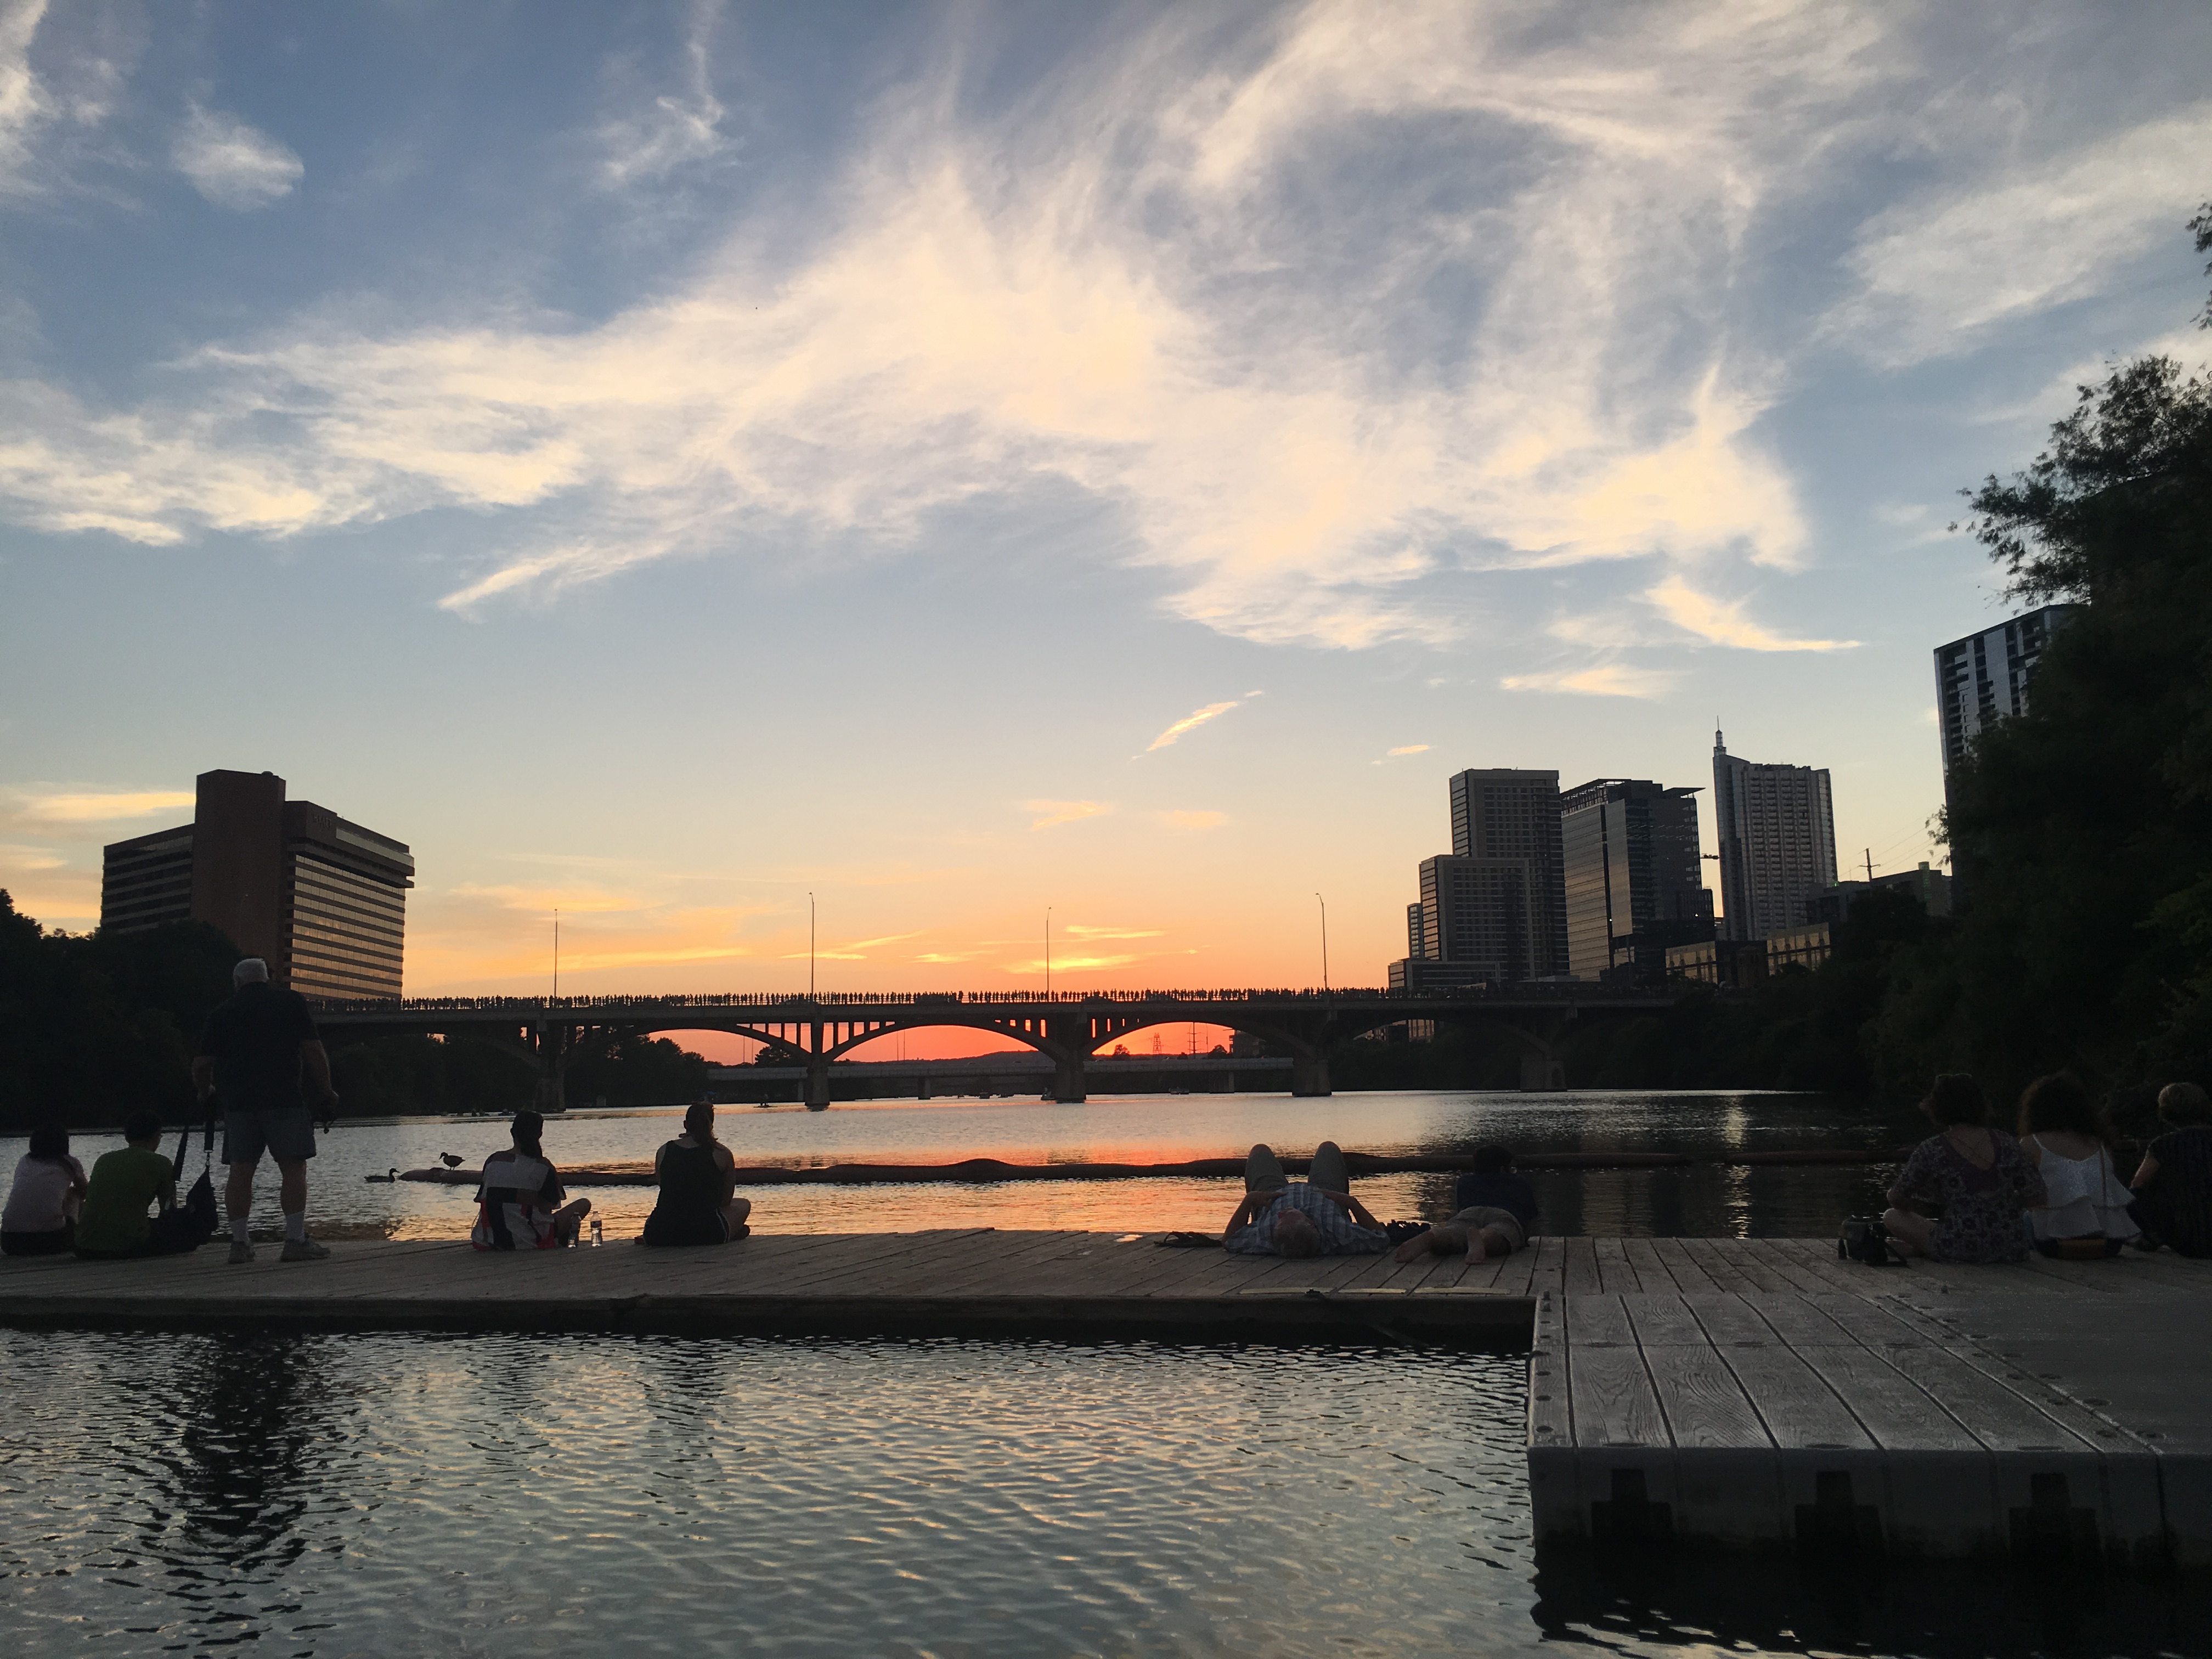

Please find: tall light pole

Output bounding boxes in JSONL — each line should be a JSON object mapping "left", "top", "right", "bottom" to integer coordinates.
{"left": 809, "top": 891, "right": 816, "bottom": 1000}
{"left": 1045, "top": 906, "right": 1052, "bottom": 1000}
{"left": 552, "top": 907, "right": 560, "bottom": 1002}
{"left": 1314, "top": 893, "right": 1329, "bottom": 994}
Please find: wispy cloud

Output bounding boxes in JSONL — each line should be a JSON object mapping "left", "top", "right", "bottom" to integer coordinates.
{"left": 1647, "top": 577, "right": 1857, "bottom": 653}
{"left": 1141, "top": 692, "right": 1261, "bottom": 755}
{"left": 0, "top": 3, "right": 2194, "bottom": 665}
{"left": 171, "top": 104, "right": 303, "bottom": 210}
{"left": 595, "top": 0, "right": 735, "bottom": 187}
{"left": 1500, "top": 664, "right": 1675, "bottom": 698}
{"left": 1064, "top": 923, "right": 1163, "bottom": 940}
{"left": 0, "top": 0, "right": 48, "bottom": 196}
{"left": 782, "top": 930, "right": 922, "bottom": 961}
{"left": 0, "top": 3, "right": 1867, "bottom": 648}
{"left": 1025, "top": 798, "right": 1111, "bottom": 831}
{"left": 3, "top": 787, "right": 193, "bottom": 827}
{"left": 1374, "top": 743, "right": 1429, "bottom": 764}
{"left": 1828, "top": 106, "right": 2212, "bottom": 366}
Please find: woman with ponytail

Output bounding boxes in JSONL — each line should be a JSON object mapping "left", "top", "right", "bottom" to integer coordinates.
{"left": 642, "top": 1102, "right": 752, "bottom": 1246}
{"left": 471, "top": 1110, "right": 591, "bottom": 1251}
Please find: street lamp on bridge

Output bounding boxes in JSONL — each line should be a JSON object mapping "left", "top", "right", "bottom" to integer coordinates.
{"left": 1315, "top": 893, "right": 1329, "bottom": 994}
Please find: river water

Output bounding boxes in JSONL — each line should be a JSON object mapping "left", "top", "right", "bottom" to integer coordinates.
{"left": 3, "top": 1087, "right": 1923, "bottom": 1240}
{"left": 8, "top": 1090, "right": 2207, "bottom": 1656}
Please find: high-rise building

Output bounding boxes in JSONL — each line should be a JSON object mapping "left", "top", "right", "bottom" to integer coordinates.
{"left": 1414, "top": 854, "right": 1538, "bottom": 980}
{"left": 1445, "top": 769, "right": 1567, "bottom": 977}
{"left": 100, "top": 769, "right": 412, "bottom": 999}
{"left": 1712, "top": 733, "right": 1836, "bottom": 943}
{"left": 1934, "top": 604, "right": 2083, "bottom": 776}
{"left": 1560, "top": 778, "right": 1713, "bottom": 981}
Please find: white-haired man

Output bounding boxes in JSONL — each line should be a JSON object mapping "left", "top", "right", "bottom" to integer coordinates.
{"left": 192, "top": 957, "right": 338, "bottom": 1263}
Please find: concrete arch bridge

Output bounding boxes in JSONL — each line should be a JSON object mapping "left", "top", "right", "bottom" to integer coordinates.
{"left": 310, "top": 986, "right": 1684, "bottom": 1111}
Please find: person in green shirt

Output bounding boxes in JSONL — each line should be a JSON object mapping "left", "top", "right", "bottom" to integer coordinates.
{"left": 75, "top": 1109, "right": 191, "bottom": 1260}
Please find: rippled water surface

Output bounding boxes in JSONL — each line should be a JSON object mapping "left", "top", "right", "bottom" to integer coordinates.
{"left": 5, "top": 1330, "right": 2207, "bottom": 1659}
{"left": 1, "top": 1090, "right": 1921, "bottom": 1240}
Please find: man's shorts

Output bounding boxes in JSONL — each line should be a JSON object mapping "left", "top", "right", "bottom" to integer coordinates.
{"left": 223, "top": 1108, "right": 317, "bottom": 1165}
{"left": 1446, "top": 1205, "right": 1525, "bottom": 1253}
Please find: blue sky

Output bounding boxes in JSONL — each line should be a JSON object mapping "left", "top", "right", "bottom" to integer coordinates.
{"left": 2, "top": 0, "right": 2208, "bottom": 1001}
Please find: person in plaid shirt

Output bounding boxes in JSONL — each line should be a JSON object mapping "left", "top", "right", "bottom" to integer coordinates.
{"left": 1221, "top": 1142, "right": 1389, "bottom": 1256}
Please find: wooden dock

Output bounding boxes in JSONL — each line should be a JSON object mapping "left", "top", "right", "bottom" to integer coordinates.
{"left": 1528, "top": 1237, "right": 2212, "bottom": 1570}
{"left": 4, "top": 1232, "right": 2207, "bottom": 1566}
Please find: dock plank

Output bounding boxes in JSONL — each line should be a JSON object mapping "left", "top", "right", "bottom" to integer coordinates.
{"left": 1563, "top": 1237, "right": 1603, "bottom": 1296}
{"left": 1595, "top": 1237, "right": 1642, "bottom": 1295}
{"left": 1645, "top": 1342, "right": 1774, "bottom": 1449}
{"left": 1568, "top": 1344, "right": 1669, "bottom": 1449}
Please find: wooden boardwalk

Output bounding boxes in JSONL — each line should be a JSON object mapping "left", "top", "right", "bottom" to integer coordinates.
{"left": 5, "top": 1231, "right": 2208, "bottom": 1565}
{"left": 0, "top": 1227, "right": 1538, "bottom": 1342}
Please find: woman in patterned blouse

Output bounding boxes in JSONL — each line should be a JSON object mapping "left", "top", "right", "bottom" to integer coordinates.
{"left": 1882, "top": 1074, "right": 2046, "bottom": 1264}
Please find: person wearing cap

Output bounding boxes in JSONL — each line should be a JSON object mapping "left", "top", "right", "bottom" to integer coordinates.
{"left": 193, "top": 957, "right": 338, "bottom": 1264}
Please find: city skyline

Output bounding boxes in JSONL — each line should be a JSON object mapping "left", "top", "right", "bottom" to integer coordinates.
{"left": 4, "top": 2, "right": 2209, "bottom": 1007}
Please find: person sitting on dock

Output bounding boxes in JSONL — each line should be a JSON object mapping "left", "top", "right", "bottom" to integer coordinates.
{"left": 2, "top": 1122, "right": 88, "bottom": 1257}
{"left": 2129, "top": 1081, "right": 2212, "bottom": 1256}
{"left": 2017, "top": 1072, "right": 2138, "bottom": 1256}
{"left": 1393, "top": 1144, "right": 1538, "bottom": 1265}
{"left": 1221, "top": 1142, "right": 1388, "bottom": 1257}
{"left": 1881, "top": 1074, "right": 2046, "bottom": 1263}
{"left": 74, "top": 1109, "right": 197, "bottom": 1260}
{"left": 640, "top": 1103, "right": 752, "bottom": 1247}
{"left": 471, "top": 1110, "right": 591, "bottom": 1251}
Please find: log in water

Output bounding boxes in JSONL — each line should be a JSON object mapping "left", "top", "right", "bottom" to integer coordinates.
{"left": 399, "top": 1147, "right": 1913, "bottom": 1188}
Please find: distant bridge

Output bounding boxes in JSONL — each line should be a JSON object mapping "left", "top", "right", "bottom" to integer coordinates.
{"left": 309, "top": 985, "right": 1685, "bottom": 1109}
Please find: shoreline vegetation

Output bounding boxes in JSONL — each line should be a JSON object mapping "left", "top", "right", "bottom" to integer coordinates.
{"left": 5, "top": 215, "right": 2211, "bottom": 1139}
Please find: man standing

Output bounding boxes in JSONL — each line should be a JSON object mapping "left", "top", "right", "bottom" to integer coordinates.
{"left": 193, "top": 957, "right": 338, "bottom": 1263}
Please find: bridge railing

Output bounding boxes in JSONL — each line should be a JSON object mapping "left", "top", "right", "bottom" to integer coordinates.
{"left": 304, "top": 982, "right": 1680, "bottom": 1014}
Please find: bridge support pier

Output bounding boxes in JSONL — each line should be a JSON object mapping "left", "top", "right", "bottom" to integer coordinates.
{"left": 1051, "top": 1055, "right": 1087, "bottom": 1103}
{"left": 804, "top": 1058, "right": 832, "bottom": 1111}
{"left": 1290, "top": 1053, "right": 1332, "bottom": 1097}
{"left": 1519, "top": 1053, "right": 1567, "bottom": 1092}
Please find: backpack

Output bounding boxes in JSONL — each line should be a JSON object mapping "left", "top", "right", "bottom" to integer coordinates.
{"left": 150, "top": 1110, "right": 221, "bottom": 1252}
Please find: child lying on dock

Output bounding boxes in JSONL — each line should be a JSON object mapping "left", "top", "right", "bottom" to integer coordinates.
{"left": 1392, "top": 1145, "right": 1538, "bottom": 1266}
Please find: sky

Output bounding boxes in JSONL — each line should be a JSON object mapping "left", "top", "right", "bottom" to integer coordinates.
{"left": 2, "top": 0, "right": 2210, "bottom": 1040}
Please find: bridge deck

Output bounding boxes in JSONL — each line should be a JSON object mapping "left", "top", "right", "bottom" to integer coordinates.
{"left": 5, "top": 1233, "right": 2206, "bottom": 1565}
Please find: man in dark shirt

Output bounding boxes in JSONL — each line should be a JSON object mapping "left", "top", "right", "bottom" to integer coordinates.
{"left": 193, "top": 957, "right": 338, "bottom": 1265}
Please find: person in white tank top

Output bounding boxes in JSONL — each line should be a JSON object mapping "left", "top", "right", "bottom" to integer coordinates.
{"left": 2017, "top": 1072, "right": 2140, "bottom": 1246}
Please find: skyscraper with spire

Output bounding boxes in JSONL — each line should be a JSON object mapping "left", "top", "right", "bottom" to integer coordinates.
{"left": 1711, "top": 730, "right": 1836, "bottom": 942}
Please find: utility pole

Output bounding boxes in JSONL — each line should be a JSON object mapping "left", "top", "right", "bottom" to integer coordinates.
{"left": 1315, "top": 893, "right": 1329, "bottom": 994}
{"left": 1864, "top": 848, "right": 1876, "bottom": 883}
{"left": 809, "top": 892, "right": 816, "bottom": 1000}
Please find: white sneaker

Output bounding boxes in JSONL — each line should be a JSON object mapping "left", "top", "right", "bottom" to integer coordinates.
{"left": 279, "top": 1239, "right": 330, "bottom": 1262}
{"left": 228, "top": 1240, "right": 256, "bottom": 1264}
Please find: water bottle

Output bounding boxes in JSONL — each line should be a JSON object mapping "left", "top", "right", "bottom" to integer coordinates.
{"left": 590, "top": 1216, "right": 603, "bottom": 1248}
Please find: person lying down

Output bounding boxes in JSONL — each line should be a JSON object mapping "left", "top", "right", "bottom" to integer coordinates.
{"left": 1393, "top": 1144, "right": 1538, "bottom": 1266}
{"left": 1220, "top": 1141, "right": 1389, "bottom": 1257}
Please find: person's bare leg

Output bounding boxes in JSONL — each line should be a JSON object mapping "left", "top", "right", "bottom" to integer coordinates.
{"left": 1396, "top": 1223, "right": 1466, "bottom": 1263}
{"left": 1881, "top": 1207, "right": 1932, "bottom": 1258}
{"left": 277, "top": 1159, "right": 308, "bottom": 1217}
{"left": 225, "top": 1158, "right": 257, "bottom": 1229}
{"left": 1467, "top": 1227, "right": 1513, "bottom": 1265}
{"left": 720, "top": 1193, "right": 753, "bottom": 1236}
